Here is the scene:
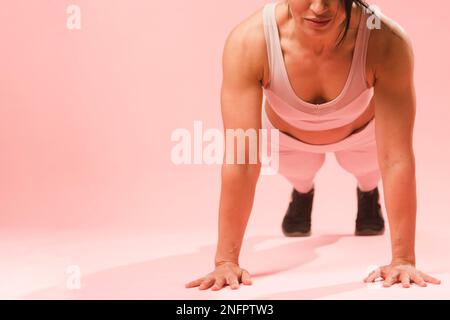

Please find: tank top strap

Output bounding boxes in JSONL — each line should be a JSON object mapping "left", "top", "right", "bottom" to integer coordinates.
{"left": 262, "top": 2, "right": 279, "bottom": 86}
{"left": 353, "top": 6, "right": 373, "bottom": 89}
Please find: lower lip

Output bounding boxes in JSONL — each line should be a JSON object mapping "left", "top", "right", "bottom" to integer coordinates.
{"left": 305, "top": 19, "right": 331, "bottom": 29}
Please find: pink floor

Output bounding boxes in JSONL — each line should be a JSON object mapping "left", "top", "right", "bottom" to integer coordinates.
{"left": 2, "top": 230, "right": 449, "bottom": 299}
{"left": 2, "top": 155, "right": 449, "bottom": 300}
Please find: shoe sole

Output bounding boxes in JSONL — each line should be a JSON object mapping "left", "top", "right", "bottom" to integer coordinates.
{"left": 282, "top": 230, "right": 311, "bottom": 237}
{"left": 355, "top": 228, "right": 385, "bottom": 236}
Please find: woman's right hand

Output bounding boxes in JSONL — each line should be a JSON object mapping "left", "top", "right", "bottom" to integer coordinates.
{"left": 185, "top": 262, "right": 253, "bottom": 291}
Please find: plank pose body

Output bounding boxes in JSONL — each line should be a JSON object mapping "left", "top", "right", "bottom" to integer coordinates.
{"left": 186, "top": 0, "right": 441, "bottom": 291}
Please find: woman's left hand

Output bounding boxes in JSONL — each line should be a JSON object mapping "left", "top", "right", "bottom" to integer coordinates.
{"left": 364, "top": 263, "right": 441, "bottom": 288}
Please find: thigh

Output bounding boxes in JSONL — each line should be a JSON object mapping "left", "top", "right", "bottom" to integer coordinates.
{"left": 277, "top": 146, "right": 326, "bottom": 177}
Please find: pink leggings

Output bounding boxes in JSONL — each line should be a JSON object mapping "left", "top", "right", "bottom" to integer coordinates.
{"left": 262, "top": 104, "right": 381, "bottom": 193}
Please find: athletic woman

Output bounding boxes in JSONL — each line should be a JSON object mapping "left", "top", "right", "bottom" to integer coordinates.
{"left": 186, "top": 0, "right": 441, "bottom": 291}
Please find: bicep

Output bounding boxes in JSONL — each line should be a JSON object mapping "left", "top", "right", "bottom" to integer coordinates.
{"left": 221, "top": 31, "right": 263, "bottom": 132}
{"left": 220, "top": 30, "right": 264, "bottom": 166}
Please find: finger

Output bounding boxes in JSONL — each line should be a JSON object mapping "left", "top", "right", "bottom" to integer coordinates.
{"left": 185, "top": 277, "right": 205, "bottom": 288}
{"left": 241, "top": 269, "right": 253, "bottom": 285}
{"left": 211, "top": 278, "right": 226, "bottom": 291}
{"left": 410, "top": 273, "right": 427, "bottom": 287}
{"left": 421, "top": 273, "right": 441, "bottom": 285}
{"left": 199, "top": 277, "right": 215, "bottom": 290}
{"left": 399, "top": 272, "right": 410, "bottom": 288}
{"left": 383, "top": 272, "right": 399, "bottom": 287}
{"left": 227, "top": 276, "right": 240, "bottom": 290}
{"left": 364, "top": 269, "right": 380, "bottom": 283}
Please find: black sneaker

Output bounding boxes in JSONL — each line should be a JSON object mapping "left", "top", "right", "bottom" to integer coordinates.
{"left": 355, "top": 186, "right": 385, "bottom": 236}
{"left": 281, "top": 186, "right": 314, "bottom": 237}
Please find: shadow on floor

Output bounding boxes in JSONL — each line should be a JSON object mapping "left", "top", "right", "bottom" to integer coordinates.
{"left": 22, "top": 234, "right": 352, "bottom": 299}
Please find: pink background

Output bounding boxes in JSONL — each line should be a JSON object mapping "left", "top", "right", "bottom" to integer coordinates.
{"left": 0, "top": 0, "right": 449, "bottom": 299}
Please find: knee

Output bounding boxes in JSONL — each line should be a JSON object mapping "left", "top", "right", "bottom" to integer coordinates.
{"left": 307, "top": 152, "right": 327, "bottom": 172}
{"left": 334, "top": 150, "right": 379, "bottom": 176}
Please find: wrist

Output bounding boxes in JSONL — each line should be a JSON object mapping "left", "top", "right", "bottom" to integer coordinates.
{"left": 215, "top": 249, "right": 239, "bottom": 267}
{"left": 215, "top": 260, "right": 239, "bottom": 267}
{"left": 214, "top": 253, "right": 239, "bottom": 267}
{"left": 391, "top": 256, "right": 416, "bottom": 266}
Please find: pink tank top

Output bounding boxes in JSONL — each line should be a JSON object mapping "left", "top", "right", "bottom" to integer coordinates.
{"left": 262, "top": 1, "right": 374, "bottom": 131}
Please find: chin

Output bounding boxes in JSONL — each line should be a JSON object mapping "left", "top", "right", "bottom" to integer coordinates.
{"left": 302, "top": 22, "right": 334, "bottom": 36}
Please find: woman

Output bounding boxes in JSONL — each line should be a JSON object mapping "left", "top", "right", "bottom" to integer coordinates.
{"left": 186, "top": 0, "right": 441, "bottom": 291}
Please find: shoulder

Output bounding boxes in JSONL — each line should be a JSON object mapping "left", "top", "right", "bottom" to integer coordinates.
{"left": 367, "top": 9, "right": 414, "bottom": 81}
{"left": 222, "top": 6, "right": 267, "bottom": 83}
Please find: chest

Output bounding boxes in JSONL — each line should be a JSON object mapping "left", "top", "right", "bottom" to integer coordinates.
{"left": 262, "top": 39, "right": 376, "bottom": 104}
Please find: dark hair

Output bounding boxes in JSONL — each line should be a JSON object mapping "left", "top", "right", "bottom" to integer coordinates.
{"left": 336, "top": 0, "right": 370, "bottom": 47}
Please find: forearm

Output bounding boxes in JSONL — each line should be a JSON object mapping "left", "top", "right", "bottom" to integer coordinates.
{"left": 214, "top": 164, "right": 260, "bottom": 266}
{"left": 380, "top": 159, "right": 417, "bottom": 265}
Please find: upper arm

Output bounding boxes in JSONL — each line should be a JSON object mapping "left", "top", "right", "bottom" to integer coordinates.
{"left": 373, "top": 24, "right": 416, "bottom": 168}
{"left": 221, "top": 22, "right": 265, "bottom": 167}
